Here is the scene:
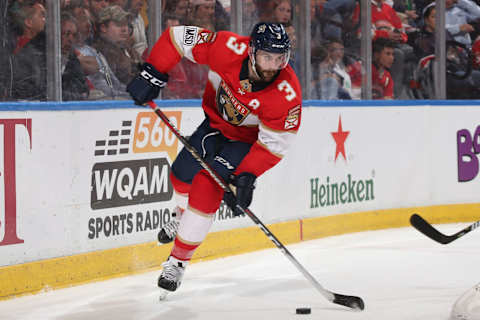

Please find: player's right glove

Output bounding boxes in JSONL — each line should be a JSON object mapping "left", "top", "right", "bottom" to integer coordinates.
{"left": 126, "top": 63, "right": 168, "bottom": 105}
{"left": 223, "top": 172, "right": 257, "bottom": 216}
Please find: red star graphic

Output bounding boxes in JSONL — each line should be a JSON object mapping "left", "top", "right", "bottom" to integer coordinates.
{"left": 331, "top": 116, "right": 350, "bottom": 162}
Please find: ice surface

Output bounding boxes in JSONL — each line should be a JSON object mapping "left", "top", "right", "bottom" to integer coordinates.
{"left": 1, "top": 224, "right": 478, "bottom": 320}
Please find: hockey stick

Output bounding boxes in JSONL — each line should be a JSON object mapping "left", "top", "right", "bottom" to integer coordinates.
{"left": 147, "top": 101, "right": 364, "bottom": 310}
{"left": 410, "top": 213, "right": 480, "bottom": 245}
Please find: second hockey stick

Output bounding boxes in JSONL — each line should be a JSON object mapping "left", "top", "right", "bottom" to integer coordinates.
{"left": 147, "top": 101, "right": 364, "bottom": 311}
{"left": 410, "top": 213, "right": 480, "bottom": 245}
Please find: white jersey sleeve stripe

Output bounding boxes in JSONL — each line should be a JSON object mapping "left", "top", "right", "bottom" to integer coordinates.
{"left": 258, "top": 122, "right": 297, "bottom": 158}
{"left": 169, "top": 28, "right": 185, "bottom": 57}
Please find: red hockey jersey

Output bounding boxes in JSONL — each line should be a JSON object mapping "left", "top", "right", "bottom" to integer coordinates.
{"left": 147, "top": 26, "right": 302, "bottom": 177}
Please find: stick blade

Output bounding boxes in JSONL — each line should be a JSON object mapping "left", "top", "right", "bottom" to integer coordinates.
{"left": 410, "top": 213, "right": 452, "bottom": 244}
{"left": 332, "top": 293, "right": 365, "bottom": 310}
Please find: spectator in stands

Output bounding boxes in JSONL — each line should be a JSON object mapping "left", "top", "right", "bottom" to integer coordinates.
{"left": 393, "top": 0, "right": 419, "bottom": 30}
{"left": 60, "top": 13, "right": 90, "bottom": 100}
{"left": 272, "top": 0, "right": 292, "bottom": 24}
{"left": 311, "top": 0, "right": 324, "bottom": 49}
{"left": 412, "top": 1, "right": 480, "bottom": 99}
{"left": 214, "top": 0, "right": 230, "bottom": 31}
{"left": 408, "top": 2, "right": 439, "bottom": 59}
{"left": 66, "top": 1, "right": 94, "bottom": 42}
{"left": 164, "top": 0, "right": 190, "bottom": 25}
{"left": 270, "top": 1, "right": 297, "bottom": 72}
{"left": 67, "top": 1, "right": 94, "bottom": 30}
{"left": 188, "top": 0, "right": 228, "bottom": 31}
{"left": 86, "top": 48, "right": 131, "bottom": 100}
{"left": 128, "top": 0, "right": 148, "bottom": 58}
{"left": 372, "top": 37, "right": 395, "bottom": 99}
{"left": 445, "top": 0, "right": 480, "bottom": 48}
{"left": 10, "top": 0, "right": 46, "bottom": 54}
{"left": 372, "top": 0, "right": 415, "bottom": 98}
{"left": 64, "top": 2, "right": 100, "bottom": 76}
{"left": 10, "top": 1, "right": 47, "bottom": 100}
{"left": 321, "top": 0, "right": 358, "bottom": 45}
{"left": 188, "top": 0, "right": 215, "bottom": 30}
{"left": 254, "top": 0, "right": 276, "bottom": 22}
{"left": 80, "top": 6, "right": 131, "bottom": 99}
{"left": 312, "top": 38, "right": 352, "bottom": 99}
{"left": 243, "top": 0, "right": 259, "bottom": 34}
{"left": 93, "top": 5, "right": 142, "bottom": 87}
{"left": 413, "top": 0, "right": 433, "bottom": 21}
{"left": 321, "top": 0, "right": 411, "bottom": 98}
{"left": 69, "top": 7, "right": 114, "bottom": 99}
{"left": 86, "top": 0, "right": 109, "bottom": 25}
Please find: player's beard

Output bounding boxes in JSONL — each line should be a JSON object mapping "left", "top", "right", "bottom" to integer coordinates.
{"left": 255, "top": 64, "right": 279, "bottom": 83}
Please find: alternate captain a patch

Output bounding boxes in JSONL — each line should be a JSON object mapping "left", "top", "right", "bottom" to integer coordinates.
{"left": 284, "top": 105, "right": 301, "bottom": 129}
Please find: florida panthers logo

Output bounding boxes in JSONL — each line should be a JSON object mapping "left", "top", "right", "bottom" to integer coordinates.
{"left": 216, "top": 81, "right": 250, "bottom": 125}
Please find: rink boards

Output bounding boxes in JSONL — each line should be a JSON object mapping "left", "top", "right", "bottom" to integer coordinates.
{"left": 0, "top": 100, "right": 479, "bottom": 299}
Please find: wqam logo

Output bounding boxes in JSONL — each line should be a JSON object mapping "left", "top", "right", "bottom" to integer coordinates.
{"left": 91, "top": 158, "right": 172, "bottom": 209}
{"left": 91, "top": 112, "right": 181, "bottom": 209}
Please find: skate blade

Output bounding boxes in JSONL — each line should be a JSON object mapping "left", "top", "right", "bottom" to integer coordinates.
{"left": 159, "top": 289, "right": 169, "bottom": 301}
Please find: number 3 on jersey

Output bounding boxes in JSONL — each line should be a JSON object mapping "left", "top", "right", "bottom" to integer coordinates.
{"left": 278, "top": 80, "right": 297, "bottom": 101}
{"left": 226, "top": 37, "right": 247, "bottom": 55}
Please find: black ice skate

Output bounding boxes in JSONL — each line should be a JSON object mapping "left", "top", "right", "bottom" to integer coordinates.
{"left": 158, "top": 207, "right": 182, "bottom": 244}
{"left": 158, "top": 256, "right": 187, "bottom": 300}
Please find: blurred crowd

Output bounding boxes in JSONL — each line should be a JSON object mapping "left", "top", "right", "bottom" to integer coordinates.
{"left": 2, "top": 0, "right": 480, "bottom": 102}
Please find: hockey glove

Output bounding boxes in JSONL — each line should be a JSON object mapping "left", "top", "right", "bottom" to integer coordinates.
{"left": 126, "top": 63, "right": 168, "bottom": 105}
{"left": 223, "top": 172, "right": 257, "bottom": 216}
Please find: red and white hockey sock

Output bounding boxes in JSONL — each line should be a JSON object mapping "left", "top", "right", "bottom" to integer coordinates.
{"left": 171, "top": 207, "right": 215, "bottom": 261}
{"left": 170, "top": 170, "right": 223, "bottom": 261}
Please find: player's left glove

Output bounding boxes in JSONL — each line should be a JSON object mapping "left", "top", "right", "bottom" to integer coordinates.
{"left": 126, "top": 63, "right": 168, "bottom": 105}
{"left": 223, "top": 172, "right": 257, "bottom": 216}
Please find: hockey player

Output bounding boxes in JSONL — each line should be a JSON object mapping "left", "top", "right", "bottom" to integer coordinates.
{"left": 126, "top": 22, "right": 302, "bottom": 294}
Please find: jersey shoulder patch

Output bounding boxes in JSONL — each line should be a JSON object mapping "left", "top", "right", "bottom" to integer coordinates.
{"left": 284, "top": 105, "right": 301, "bottom": 130}
{"left": 196, "top": 29, "right": 217, "bottom": 45}
{"left": 181, "top": 27, "right": 217, "bottom": 47}
{"left": 183, "top": 26, "right": 198, "bottom": 46}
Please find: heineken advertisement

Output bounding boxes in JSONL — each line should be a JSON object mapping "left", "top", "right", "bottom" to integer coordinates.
{"left": 310, "top": 174, "right": 375, "bottom": 208}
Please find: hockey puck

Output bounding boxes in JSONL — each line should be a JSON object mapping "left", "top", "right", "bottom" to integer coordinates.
{"left": 296, "top": 307, "right": 311, "bottom": 314}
